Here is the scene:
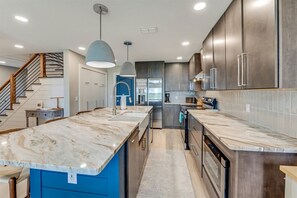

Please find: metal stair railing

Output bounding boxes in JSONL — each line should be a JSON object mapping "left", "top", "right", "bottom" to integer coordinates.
{"left": 0, "top": 52, "right": 64, "bottom": 115}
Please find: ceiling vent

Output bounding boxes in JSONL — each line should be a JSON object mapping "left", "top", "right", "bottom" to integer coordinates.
{"left": 140, "top": 27, "right": 158, "bottom": 34}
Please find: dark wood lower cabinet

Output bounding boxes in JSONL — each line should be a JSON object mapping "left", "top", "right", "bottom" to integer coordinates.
{"left": 204, "top": 129, "right": 297, "bottom": 198}
{"left": 163, "top": 104, "right": 180, "bottom": 128}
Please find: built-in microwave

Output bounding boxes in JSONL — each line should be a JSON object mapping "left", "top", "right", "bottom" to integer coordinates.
{"left": 203, "top": 135, "right": 229, "bottom": 198}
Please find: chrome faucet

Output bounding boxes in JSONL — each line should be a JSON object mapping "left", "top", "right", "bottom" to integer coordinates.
{"left": 113, "top": 81, "right": 132, "bottom": 115}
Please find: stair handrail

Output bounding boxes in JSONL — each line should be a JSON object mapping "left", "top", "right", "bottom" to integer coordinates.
{"left": 0, "top": 52, "right": 63, "bottom": 115}
{"left": 0, "top": 80, "right": 9, "bottom": 92}
{"left": 12, "top": 54, "right": 40, "bottom": 77}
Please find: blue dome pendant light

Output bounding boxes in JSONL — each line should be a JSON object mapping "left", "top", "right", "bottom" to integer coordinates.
{"left": 120, "top": 41, "right": 136, "bottom": 77}
{"left": 86, "top": 4, "right": 116, "bottom": 68}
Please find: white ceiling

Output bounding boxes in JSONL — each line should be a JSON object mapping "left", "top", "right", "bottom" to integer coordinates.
{"left": 0, "top": 0, "right": 232, "bottom": 67}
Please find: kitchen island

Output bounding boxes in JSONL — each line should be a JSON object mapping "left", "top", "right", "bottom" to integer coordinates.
{"left": 0, "top": 106, "right": 153, "bottom": 198}
{"left": 188, "top": 110, "right": 297, "bottom": 198}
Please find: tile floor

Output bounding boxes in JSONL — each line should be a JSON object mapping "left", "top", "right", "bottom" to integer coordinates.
{"left": 137, "top": 129, "right": 209, "bottom": 198}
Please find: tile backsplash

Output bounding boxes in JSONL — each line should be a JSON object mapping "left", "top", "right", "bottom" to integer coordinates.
{"left": 166, "top": 91, "right": 195, "bottom": 103}
{"left": 198, "top": 89, "right": 297, "bottom": 138}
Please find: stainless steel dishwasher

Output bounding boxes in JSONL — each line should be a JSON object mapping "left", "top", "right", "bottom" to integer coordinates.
{"left": 127, "top": 129, "right": 140, "bottom": 198}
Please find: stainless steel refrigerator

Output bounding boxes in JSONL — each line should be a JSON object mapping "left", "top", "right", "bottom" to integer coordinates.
{"left": 136, "top": 78, "right": 162, "bottom": 129}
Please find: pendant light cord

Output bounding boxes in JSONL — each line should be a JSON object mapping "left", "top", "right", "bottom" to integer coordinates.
{"left": 99, "top": 7, "right": 102, "bottom": 40}
{"left": 127, "top": 45, "right": 129, "bottom": 61}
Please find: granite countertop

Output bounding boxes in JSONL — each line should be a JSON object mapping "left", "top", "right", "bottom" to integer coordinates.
{"left": 280, "top": 166, "right": 297, "bottom": 181}
{"left": 188, "top": 110, "right": 297, "bottom": 153}
{"left": 0, "top": 106, "right": 153, "bottom": 175}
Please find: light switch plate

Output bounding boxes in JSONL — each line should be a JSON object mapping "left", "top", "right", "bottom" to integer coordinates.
{"left": 68, "top": 172, "right": 77, "bottom": 184}
{"left": 246, "top": 104, "right": 250, "bottom": 113}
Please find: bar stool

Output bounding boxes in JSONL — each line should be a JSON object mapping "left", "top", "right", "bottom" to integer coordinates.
{"left": 0, "top": 128, "right": 30, "bottom": 198}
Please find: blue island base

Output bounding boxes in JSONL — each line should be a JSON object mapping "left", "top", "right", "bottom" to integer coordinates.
{"left": 30, "top": 146, "right": 126, "bottom": 198}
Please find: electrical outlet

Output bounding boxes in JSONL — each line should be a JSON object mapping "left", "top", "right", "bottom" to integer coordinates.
{"left": 68, "top": 172, "right": 77, "bottom": 184}
{"left": 246, "top": 104, "right": 250, "bottom": 113}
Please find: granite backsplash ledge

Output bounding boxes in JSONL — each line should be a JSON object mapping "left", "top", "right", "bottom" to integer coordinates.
{"left": 197, "top": 89, "right": 297, "bottom": 138}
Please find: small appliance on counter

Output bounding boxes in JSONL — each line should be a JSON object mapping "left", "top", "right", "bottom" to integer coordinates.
{"left": 137, "top": 94, "right": 146, "bottom": 105}
{"left": 186, "top": 97, "right": 197, "bottom": 104}
{"left": 165, "top": 93, "right": 170, "bottom": 103}
{"left": 180, "top": 97, "right": 217, "bottom": 150}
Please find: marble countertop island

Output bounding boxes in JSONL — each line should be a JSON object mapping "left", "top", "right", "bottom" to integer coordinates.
{"left": 0, "top": 106, "right": 153, "bottom": 175}
{"left": 188, "top": 110, "right": 297, "bottom": 153}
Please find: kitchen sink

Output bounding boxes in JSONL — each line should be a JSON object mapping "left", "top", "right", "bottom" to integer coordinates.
{"left": 109, "top": 112, "right": 149, "bottom": 141}
{"left": 109, "top": 112, "right": 147, "bottom": 122}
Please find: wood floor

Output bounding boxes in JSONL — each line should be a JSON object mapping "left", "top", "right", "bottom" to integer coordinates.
{"left": 137, "top": 129, "right": 210, "bottom": 198}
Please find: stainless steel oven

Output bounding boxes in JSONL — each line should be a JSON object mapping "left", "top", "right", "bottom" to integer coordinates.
{"left": 203, "top": 136, "right": 229, "bottom": 198}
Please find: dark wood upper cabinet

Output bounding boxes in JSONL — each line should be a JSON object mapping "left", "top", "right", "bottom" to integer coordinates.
{"left": 148, "top": 62, "right": 164, "bottom": 78}
{"left": 243, "top": 0, "right": 277, "bottom": 89}
{"left": 135, "top": 61, "right": 164, "bottom": 78}
{"left": 204, "top": 0, "right": 278, "bottom": 90}
{"left": 189, "top": 53, "right": 202, "bottom": 91}
{"left": 135, "top": 62, "right": 149, "bottom": 78}
{"left": 165, "top": 63, "right": 189, "bottom": 91}
{"left": 213, "top": 15, "right": 227, "bottom": 90}
{"left": 280, "top": 0, "right": 297, "bottom": 88}
{"left": 225, "top": 0, "right": 243, "bottom": 90}
{"left": 202, "top": 31, "right": 213, "bottom": 90}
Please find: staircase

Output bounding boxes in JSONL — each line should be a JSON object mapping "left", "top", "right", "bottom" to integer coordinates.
{"left": 0, "top": 53, "right": 64, "bottom": 129}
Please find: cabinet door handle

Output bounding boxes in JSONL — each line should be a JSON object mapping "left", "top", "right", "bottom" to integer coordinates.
{"left": 237, "top": 54, "right": 242, "bottom": 87}
{"left": 241, "top": 53, "right": 247, "bottom": 87}
{"left": 210, "top": 68, "right": 213, "bottom": 89}
{"left": 213, "top": 68, "right": 217, "bottom": 89}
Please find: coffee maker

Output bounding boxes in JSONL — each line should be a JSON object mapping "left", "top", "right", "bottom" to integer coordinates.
{"left": 165, "top": 93, "right": 170, "bottom": 103}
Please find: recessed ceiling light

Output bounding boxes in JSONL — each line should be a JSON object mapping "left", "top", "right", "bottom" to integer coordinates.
{"left": 14, "top": 15, "right": 29, "bottom": 23}
{"left": 177, "top": 57, "right": 183, "bottom": 60}
{"left": 14, "top": 44, "right": 24, "bottom": 49}
{"left": 253, "top": 0, "right": 269, "bottom": 7}
{"left": 78, "top": 46, "right": 86, "bottom": 50}
{"left": 194, "top": 2, "right": 207, "bottom": 11}
{"left": 0, "top": 61, "right": 6, "bottom": 64}
{"left": 182, "top": 41, "right": 190, "bottom": 46}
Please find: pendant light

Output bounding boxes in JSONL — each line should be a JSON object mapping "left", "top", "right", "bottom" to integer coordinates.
{"left": 120, "top": 41, "right": 136, "bottom": 77}
{"left": 86, "top": 4, "right": 115, "bottom": 68}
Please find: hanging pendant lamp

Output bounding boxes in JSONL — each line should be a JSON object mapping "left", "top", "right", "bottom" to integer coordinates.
{"left": 86, "top": 4, "right": 115, "bottom": 68}
{"left": 120, "top": 41, "right": 136, "bottom": 77}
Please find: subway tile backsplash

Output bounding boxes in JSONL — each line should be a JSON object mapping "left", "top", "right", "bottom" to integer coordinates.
{"left": 198, "top": 89, "right": 297, "bottom": 138}
{"left": 166, "top": 91, "right": 195, "bottom": 103}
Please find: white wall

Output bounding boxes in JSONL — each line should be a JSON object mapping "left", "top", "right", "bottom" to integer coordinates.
{"left": 63, "top": 50, "right": 107, "bottom": 116}
{"left": 0, "top": 65, "right": 18, "bottom": 85}
{"left": 0, "top": 78, "right": 64, "bottom": 130}
{"left": 107, "top": 66, "right": 121, "bottom": 107}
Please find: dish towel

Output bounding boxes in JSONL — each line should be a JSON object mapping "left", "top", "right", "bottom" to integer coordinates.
{"left": 179, "top": 112, "right": 185, "bottom": 124}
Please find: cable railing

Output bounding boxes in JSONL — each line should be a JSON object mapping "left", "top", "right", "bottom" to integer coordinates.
{"left": 0, "top": 52, "right": 64, "bottom": 115}
{"left": 0, "top": 81, "right": 11, "bottom": 115}
{"left": 45, "top": 53, "right": 63, "bottom": 77}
